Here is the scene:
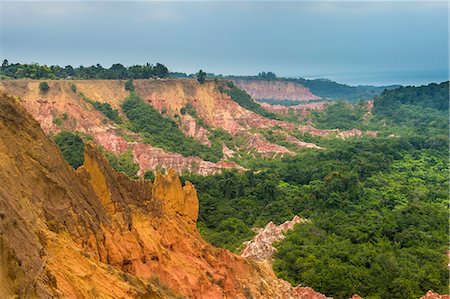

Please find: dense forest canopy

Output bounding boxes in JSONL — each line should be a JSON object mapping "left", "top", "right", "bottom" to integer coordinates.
{"left": 0, "top": 60, "right": 169, "bottom": 79}
{"left": 183, "top": 82, "right": 449, "bottom": 299}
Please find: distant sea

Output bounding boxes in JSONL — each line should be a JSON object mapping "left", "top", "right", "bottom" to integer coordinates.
{"left": 299, "top": 69, "right": 449, "bottom": 87}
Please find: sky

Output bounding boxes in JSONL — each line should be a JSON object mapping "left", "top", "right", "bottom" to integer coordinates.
{"left": 1, "top": 1, "right": 448, "bottom": 86}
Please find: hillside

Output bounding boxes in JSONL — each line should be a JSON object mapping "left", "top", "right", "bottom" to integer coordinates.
{"left": 288, "top": 78, "right": 400, "bottom": 101}
{"left": 184, "top": 82, "right": 449, "bottom": 299}
{"left": 0, "top": 92, "right": 331, "bottom": 298}
{"left": 228, "top": 76, "right": 399, "bottom": 101}
{"left": 0, "top": 79, "right": 372, "bottom": 176}
{"left": 232, "top": 78, "right": 320, "bottom": 101}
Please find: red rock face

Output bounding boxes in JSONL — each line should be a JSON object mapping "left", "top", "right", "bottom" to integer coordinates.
{"left": 132, "top": 143, "right": 245, "bottom": 176}
{"left": 260, "top": 101, "right": 331, "bottom": 121}
{"left": 233, "top": 79, "right": 320, "bottom": 101}
{"left": 0, "top": 79, "right": 376, "bottom": 176}
{"left": 276, "top": 130, "right": 322, "bottom": 150}
{"left": 367, "top": 100, "right": 374, "bottom": 112}
{"left": 242, "top": 215, "right": 307, "bottom": 260}
{"left": 0, "top": 80, "right": 242, "bottom": 176}
{"left": 1, "top": 93, "right": 332, "bottom": 298}
{"left": 247, "top": 133, "right": 295, "bottom": 158}
{"left": 420, "top": 291, "right": 450, "bottom": 299}
{"left": 179, "top": 114, "right": 211, "bottom": 145}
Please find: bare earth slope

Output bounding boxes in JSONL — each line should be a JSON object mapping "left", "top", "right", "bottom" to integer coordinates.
{"left": 0, "top": 93, "right": 328, "bottom": 298}
{"left": 232, "top": 79, "right": 320, "bottom": 101}
{"left": 0, "top": 80, "right": 372, "bottom": 175}
{"left": 0, "top": 80, "right": 242, "bottom": 175}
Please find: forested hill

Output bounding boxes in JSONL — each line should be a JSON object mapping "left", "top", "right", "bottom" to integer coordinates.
{"left": 291, "top": 77, "right": 400, "bottom": 101}
{"left": 186, "top": 81, "right": 449, "bottom": 299}
{"left": 374, "top": 81, "right": 449, "bottom": 111}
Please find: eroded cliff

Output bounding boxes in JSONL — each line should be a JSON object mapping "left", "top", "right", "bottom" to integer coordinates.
{"left": 232, "top": 79, "right": 320, "bottom": 101}
{"left": 0, "top": 80, "right": 242, "bottom": 176}
{"left": 0, "top": 79, "right": 375, "bottom": 176}
{"left": 0, "top": 93, "right": 328, "bottom": 298}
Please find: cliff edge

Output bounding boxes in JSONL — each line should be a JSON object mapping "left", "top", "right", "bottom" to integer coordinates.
{"left": 0, "top": 92, "right": 326, "bottom": 298}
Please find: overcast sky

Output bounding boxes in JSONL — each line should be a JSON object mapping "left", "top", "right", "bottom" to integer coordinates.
{"left": 1, "top": 1, "right": 448, "bottom": 85}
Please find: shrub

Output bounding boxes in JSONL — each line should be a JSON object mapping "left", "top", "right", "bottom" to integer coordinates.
{"left": 70, "top": 84, "right": 77, "bottom": 92}
{"left": 88, "top": 100, "right": 123, "bottom": 124}
{"left": 54, "top": 132, "right": 84, "bottom": 168}
{"left": 53, "top": 117, "right": 63, "bottom": 126}
{"left": 39, "top": 82, "right": 49, "bottom": 92}
{"left": 125, "top": 79, "right": 134, "bottom": 92}
{"left": 196, "top": 70, "right": 206, "bottom": 84}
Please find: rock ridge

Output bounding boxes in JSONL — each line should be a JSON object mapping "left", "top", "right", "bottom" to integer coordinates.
{"left": 0, "top": 92, "right": 329, "bottom": 298}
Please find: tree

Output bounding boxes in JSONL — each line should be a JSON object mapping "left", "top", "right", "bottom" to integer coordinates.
{"left": 196, "top": 70, "right": 206, "bottom": 84}
{"left": 39, "top": 82, "right": 49, "bottom": 93}
{"left": 125, "top": 79, "right": 134, "bottom": 92}
{"left": 2, "top": 59, "right": 9, "bottom": 69}
{"left": 54, "top": 132, "right": 84, "bottom": 168}
{"left": 109, "top": 63, "right": 127, "bottom": 79}
{"left": 153, "top": 63, "right": 169, "bottom": 78}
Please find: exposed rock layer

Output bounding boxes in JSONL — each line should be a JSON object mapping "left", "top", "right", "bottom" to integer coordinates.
{"left": 241, "top": 215, "right": 307, "bottom": 261}
{"left": 0, "top": 80, "right": 241, "bottom": 175}
{"left": 0, "top": 93, "right": 328, "bottom": 298}
{"left": 232, "top": 79, "right": 320, "bottom": 101}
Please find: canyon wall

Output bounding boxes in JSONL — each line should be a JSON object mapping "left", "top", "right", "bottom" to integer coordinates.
{"left": 0, "top": 80, "right": 243, "bottom": 176}
{"left": 0, "top": 92, "right": 329, "bottom": 298}
{"left": 0, "top": 79, "right": 375, "bottom": 177}
{"left": 232, "top": 79, "right": 320, "bottom": 101}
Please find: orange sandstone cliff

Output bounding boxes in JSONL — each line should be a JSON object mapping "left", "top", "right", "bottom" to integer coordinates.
{"left": 0, "top": 92, "right": 328, "bottom": 298}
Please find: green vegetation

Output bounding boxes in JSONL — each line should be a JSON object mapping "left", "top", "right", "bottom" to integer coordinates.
{"left": 122, "top": 94, "right": 222, "bottom": 162}
{"left": 54, "top": 132, "right": 85, "bottom": 169}
{"left": 39, "top": 81, "right": 49, "bottom": 92}
{"left": 290, "top": 77, "right": 399, "bottom": 101}
{"left": 181, "top": 102, "right": 207, "bottom": 127}
{"left": 256, "top": 98, "right": 330, "bottom": 106}
{"left": 53, "top": 117, "right": 63, "bottom": 126}
{"left": 375, "top": 81, "right": 448, "bottom": 111}
{"left": 306, "top": 82, "right": 449, "bottom": 137}
{"left": 221, "top": 74, "right": 399, "bottom": 101}
{"left": 220, "top": 82, "right": 277, "bottom": 119}
{"left": 53, "top": 130, "right": 139, "bottom": 177}
{"left": 102, "top": 150, "right": 139, "bottom": 178}
{"left": 125, "top": 79, "right": 134, "bottom": 92}
{"left": 0, "top": 60, "right": 169, "bottom": 79}
{"left": 196, "top": 70, "right": 206, "bottom": 84}
{"left": 88, "top": 100, "right": 123, "bottom": 124}
{"left": 373, "top": 82, "right": 449, "bottom": 136}
{"left": 257, "top": 71, "right": 277, "bottom": 80}
{"left": 70, "top": 84, "right": 77, "bottom": 92}
{"left": 307, "top": 101, "right": 370, "bottom": 130}
{"left": 185, "top": 82, "right": 449, "bottom": 298}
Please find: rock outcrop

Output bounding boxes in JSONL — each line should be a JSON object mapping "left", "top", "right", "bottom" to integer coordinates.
{"left": 0, "top": 79, "right": 344, "bottom": 170}
{"left": 0, "top": 80, "right": 241, "bottom": 176}
{"left": 259, "top": 101, "right": 331, "bottom": 121}
{"left": 0, "top": 92, "right": 331, "bottom": 298}
{"left": 179, "top": 114, "right": 211, "bottom": 145}
{"left": 420, "top": 291, "right": 450, "bottom": 299}
{"left": 247, "top": 133, "right": 295, "bottom": 158}
{"left": 242, "top": 215, "right": 307, "bottom": 261}
{"left": 0, "top": 79, "right": 379, "bottom": 177}
{"left": 232, "top": 79, "right": 320, "bottom": 101}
